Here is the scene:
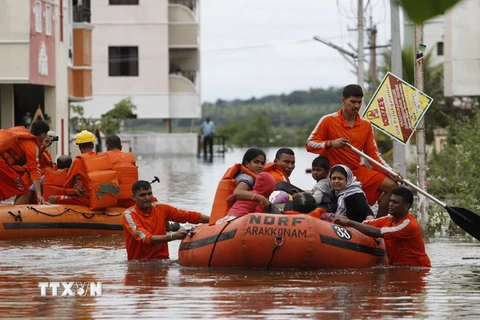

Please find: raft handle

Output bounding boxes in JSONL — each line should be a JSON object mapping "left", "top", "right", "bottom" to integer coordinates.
{"left": 266, "top": 236, "right": 284, "bottom": 269}
{"left": 8, "top": 210, "right": 23, "bottom": 222}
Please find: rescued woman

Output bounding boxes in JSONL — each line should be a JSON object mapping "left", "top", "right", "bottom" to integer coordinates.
{"left": 330, "top": 164, "right": 374, "bottom": 223}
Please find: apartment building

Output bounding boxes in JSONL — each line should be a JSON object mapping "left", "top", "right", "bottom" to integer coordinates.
{"left": 0, "top": 0, "right": 93, "bottom": 157}
{"left": 81, "top": 0, "right": 201, "bottom": 133}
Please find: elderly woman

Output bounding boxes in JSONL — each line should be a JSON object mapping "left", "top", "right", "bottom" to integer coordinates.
{"left": 330, "top": 164, "right": 374, "bottom": 223}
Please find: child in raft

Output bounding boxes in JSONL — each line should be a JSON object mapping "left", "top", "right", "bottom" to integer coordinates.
{"left": 283, "top": 192, "right": 336, "bottom": 222}
{"left": 216, "top": 172, "right": 277, "bottom": 224}
{"left": 310, "top": 156, "right": 335, "bottom": 212}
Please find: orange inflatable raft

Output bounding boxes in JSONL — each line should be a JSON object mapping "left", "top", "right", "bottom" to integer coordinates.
{"left": 179, "top": 213, "right": 388, "bottom": 269}
{"left": 0, "top": 204, "right": 124, "bottom": 240}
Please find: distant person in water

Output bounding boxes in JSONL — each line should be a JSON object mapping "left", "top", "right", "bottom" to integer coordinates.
{"left": 200, "top": 117, "right": 215, "bottom": 158}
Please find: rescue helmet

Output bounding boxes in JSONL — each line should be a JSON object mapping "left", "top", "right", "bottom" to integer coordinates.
{"left": 75, "top": 130, "right": 96, "bottom": 145}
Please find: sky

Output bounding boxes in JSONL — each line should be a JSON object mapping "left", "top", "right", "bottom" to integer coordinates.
{"left": 200, "top": 0, "right": 394, "bottom": 103}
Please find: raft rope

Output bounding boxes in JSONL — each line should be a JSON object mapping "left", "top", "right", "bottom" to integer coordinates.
{"left": 25, "top": 206, "right": 122, "bottom": 219}
{"left": 8, "top": 210, "right": 23, "bottom": 222}
{"left": 266, "top": 236, "right": 284, "bottom": 269}
{"left": 207, "top": 220, "right": 231, "bottom": 268}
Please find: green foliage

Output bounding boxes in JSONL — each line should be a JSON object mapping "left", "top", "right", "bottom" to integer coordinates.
{"left": 100, "top": 97, "right": 137, "bottom": 136}
{"left": 69, "top": 104, "right": 92, "bottom": 133}
{"left": 428, "top": 109, "right": 480, "bottom": 210}
{"left": 397, "top": 0, "right": 463, "bottom": 24}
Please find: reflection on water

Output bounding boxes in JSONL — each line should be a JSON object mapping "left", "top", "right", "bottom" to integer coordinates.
{"left": 1, "top": 148, "right": 480, "bottom": 319}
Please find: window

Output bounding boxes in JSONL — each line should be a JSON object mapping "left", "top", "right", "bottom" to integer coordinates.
{"left": 109, "top": 46, "right": 139, "bottom": 77}
{"left": 35, "top": 1, "right": 42, "bottom": 33}
{"left": 45, "top": 5, "right": 52, "bottom": 36}
{"left": 437, "top": 42, "right": 444, "bottom": 56}
{"left": 109, "top": 0, "right": 139, "bottom": 4}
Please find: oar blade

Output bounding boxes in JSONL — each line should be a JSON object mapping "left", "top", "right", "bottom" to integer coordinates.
{"left": 446, "top": 206, "right": 480, "bottom": 241}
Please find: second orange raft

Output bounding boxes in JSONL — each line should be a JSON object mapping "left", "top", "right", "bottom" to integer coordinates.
{"left": 179, "top": 213, "right": 388, "bottom": 269}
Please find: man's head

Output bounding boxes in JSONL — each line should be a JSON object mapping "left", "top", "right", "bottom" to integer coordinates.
{"left": 389, "top": 187, "right": 414, "bottom": 217}
{"left": 311, "top": 156, "right": 330, "bottom": 182}
{"left": 292, "top": 192, "right": 317, "bottom": 214}
{"left": 205, "top": 117, "right": 211, "bottom": 123}
{"left": 75, "top": 130, "right": 96, "bottom": 154}
{"left": 274, "top": 148, "right": 295, "bottom": 177}
{"left": 341, "top": 84, "right": 363, "bottom": 118}
{"left": 106, "top": 135, "right": 122, "bottom": 151}
{"left": 30, "top": 120, "right": 50, "bottom": 144}
{"left": 57, "top": 155, "right": 72, "bottom": 169}
{"left": 132, "top": 180, "right": 153, "bottom": 212}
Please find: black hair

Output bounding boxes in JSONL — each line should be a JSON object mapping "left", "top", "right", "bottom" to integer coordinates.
{"left": 312, "top": 156, "right": 330, "bottom": 171}
{"left": 242, "top": 148, "right": 266, "bottom": 166}
{"left": 292, "top": 192, "right": 317, "bottom": 214}
{"left": 30, "top": 120, "right": 50, "bottom": 136}
{"left": 78, "top": 142, "right": 94, "bottom": 149}
{"left": 342, "top": 84, "right": 364, "bottom": 99}
{"left": 106, "top": 135, "right": 122, "bottom": 150}
{"left": 57, "top": 155, "right": 72, "bottom": 169}
{"left": 329, "top": 165, "right": 347, "bottom": 179}
{"left": 392, "top": 186, "right": 414, "bottom": 208}
{"left": 132, "top": 180, "right": 151, "bottom": 195}
{"left": 275, "top": 148, "right": 294, "bottom": 160}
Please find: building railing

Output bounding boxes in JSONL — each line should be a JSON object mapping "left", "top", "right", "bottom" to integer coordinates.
{"left": 197, "top": 135, "right": 226, "bottom": 158}
{"left": 169, "top": 0, "right": 196, "bottom": 13}
{"left": 169, "top": 69, "right": 197, "bottom": 84}
{"left": 73, "top": 0, "right": 91, "bottom": 23}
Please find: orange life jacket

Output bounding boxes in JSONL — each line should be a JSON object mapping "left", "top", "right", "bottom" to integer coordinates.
{"left": 0, "top": 127, "right": 37, "bottom": 170}
{"left": 39, "top": 150, "right": 55, "bottom": 172}
{"left": 208, "top": 163, "right": 258, "bottom": 225}
{"left": 284, "top": 207, "right": 327, "bottom": 220}
{"left": 42, "top": 167, "right": 69, "bottom": 199}
{"left": 76, "top": 153, "right": 120, "bottom": 210}
{"left": 105, "top": 150, "right": 138, "bottom": 207}
{"left": 263, "top": 162, "right": 290, "bottom": 183}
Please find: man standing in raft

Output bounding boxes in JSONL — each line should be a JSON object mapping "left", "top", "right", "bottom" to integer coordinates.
{"left": 335, "top": 187, "right": 431, "bottom": 267}
{"left": 122, "top": 180, "right": 210, "bottom": 260}
{"left": 305, "top": 84, "right": 402, "bottom": 217}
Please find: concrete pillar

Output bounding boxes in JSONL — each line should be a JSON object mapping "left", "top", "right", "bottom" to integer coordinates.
{"left": 0, "top": 84, "right": 15, "bottom": 128}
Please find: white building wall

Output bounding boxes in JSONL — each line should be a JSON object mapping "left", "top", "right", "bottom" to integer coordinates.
{"left": 81, "top": 0, "right": 170, "bottom": 119}
{"left": 444, "top": 0, "right": 480, "bottom": 97}
{"left": 0, "top": 0, "right": 30, "bottom": 82}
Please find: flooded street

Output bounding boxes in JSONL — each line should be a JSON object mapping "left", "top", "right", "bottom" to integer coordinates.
{"left": 1, "top": 148, "right": 480, "bottom": 319}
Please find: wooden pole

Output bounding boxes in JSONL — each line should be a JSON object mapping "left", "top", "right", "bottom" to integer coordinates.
{"left": 414, "top": 24, "right": 428, "bottom": 230}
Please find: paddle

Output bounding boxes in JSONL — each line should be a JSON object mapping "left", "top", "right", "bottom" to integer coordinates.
{"left": 347, "top": 143, "right": 480, "bottom": 241}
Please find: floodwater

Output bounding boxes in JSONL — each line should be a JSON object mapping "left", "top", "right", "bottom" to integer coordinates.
{"left": 1, "top": 148, "right": 480, "bottom": 319}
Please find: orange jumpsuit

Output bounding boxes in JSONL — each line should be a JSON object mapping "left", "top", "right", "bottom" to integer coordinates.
{"left": 52, "top": 152, "right": 96, "bottom": 206}
{"left": 263, "top": 162, "right": 290, "bottom": 183}
{"left": 122, "top": 203, "right": 202, "bottom": 260}
{"left": 364, "top": 213, "right": 431, "bottom": 267}
{"left": 305, "top": 110, "right": 392, "bottom": 205}
{"left": 0, "top": 137, "right": 41, "bottom": 200}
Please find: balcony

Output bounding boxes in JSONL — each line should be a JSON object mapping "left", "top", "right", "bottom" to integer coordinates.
{"left": 73, "top": 0, "right": 91, "bottom": 23}
{"left": 169, "top": 72, "right": 200, "bottom": 118}
{"left": 168, "top": 1, "right": 198, "bottom": 48}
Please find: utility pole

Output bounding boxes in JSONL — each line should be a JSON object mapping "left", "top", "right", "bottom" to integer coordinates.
{"left": 414, "top": 24, "right": 428, "bottom": 229}
{"left": 390, "top": 0, "right": 407, "bottom": 178}
{"left": 368, "top": 23, "right": 377, "bottom": 89}
{"left": 357, "top": 0, "right": 365, "bottom": 111}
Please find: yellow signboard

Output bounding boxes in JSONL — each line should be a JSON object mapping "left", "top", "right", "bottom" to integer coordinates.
{"left": 363, "top": 72, "right": 433, "bottom": 144}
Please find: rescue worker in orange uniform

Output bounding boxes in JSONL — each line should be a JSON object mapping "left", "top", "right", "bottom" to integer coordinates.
{"left": 335, "top": 187, "right": 431, "bottom": 267}
{"left": 305, "top": 84, "right": 402, "bottom": 217}
{"left": 0, "top": 120, "right": 51, "bottom": 204}
{"left": 48, "top": 130, "right": 97, "bottom": 206}
{"left": 105, "top": 135, "right": 138, "bottom": 207}
{"left": 122, "top": 180, "right": 210, "bottom": 260}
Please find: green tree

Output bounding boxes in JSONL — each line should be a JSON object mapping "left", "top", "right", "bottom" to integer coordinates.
{"left": 101, "top": 97, "right": 137, "bottom": 136}
{"left": 428, "top": 109, "right": 480, "bottom": 211}
{"left": 69, "top": 104, "right": 92, "bottom": 133}
{"left": 398, "top": 0, "right": 463, "bottom": 24}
